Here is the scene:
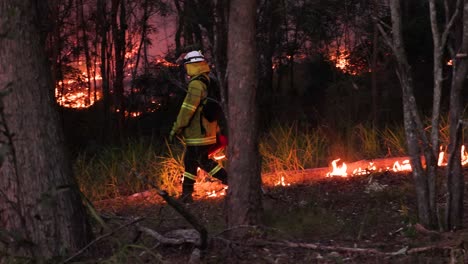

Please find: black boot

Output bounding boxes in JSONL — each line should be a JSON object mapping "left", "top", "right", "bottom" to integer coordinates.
{"left": 179, "top": 178, "right": 195, "bottom": 203}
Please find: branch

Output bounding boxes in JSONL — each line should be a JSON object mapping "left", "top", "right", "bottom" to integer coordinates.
{"left": 137, "top": 225, "right": 200, "bottom": 246}
{"left": 375, "top": 21, "right": 397, "bottom": 56}
{"left": 61, "top": 217, "right": 145, "bottom": 264}
{"left": 132, "top": 170, "right": 208, "bottom": 250}
{"left": 441, "top": 0, "right": 462, "bottom": 49}
{"left": 246, "top": 239, "right": 456, "bottom": 257}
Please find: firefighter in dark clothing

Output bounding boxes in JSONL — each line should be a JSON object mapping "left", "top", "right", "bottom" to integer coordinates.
{"left": 169, "top": 50, "right": 228, "bottom": 203}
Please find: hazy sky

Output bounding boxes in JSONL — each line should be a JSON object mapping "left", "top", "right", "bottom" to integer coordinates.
{"left": 148, "top": 13, "right": 176, "bottom": 58}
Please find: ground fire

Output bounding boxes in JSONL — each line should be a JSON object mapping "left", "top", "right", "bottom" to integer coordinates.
{"left": 325, "top": 145, "right": 468, "bottom": 178}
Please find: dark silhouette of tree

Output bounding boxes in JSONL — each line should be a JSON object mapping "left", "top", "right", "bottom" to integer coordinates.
{"left": 378, "top": 0, "right": 467, "bottom": 230}
{"left": 226, "top": 0, "right": 263, "bottom": 228}
{"left": 445, "top": 0, "right": 468, "bottom": 231}
{"left": 111, "top": 0, "right": 127, "bottom": 140}
{"left": 0, "top": 0, "right": 92, "bottom": 260}
{"left": 256, "top": 0, "right": 283, "bottom": 128}
{"left": 378, "top": 0, "right": 438, "bottom": 229}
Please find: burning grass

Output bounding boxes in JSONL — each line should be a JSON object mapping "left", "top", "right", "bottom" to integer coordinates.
{"left": 69, "top": 119, "right": 468, "bottom": 263}
{"left": 74, "top": 120, "right": 464, "bottom": 202}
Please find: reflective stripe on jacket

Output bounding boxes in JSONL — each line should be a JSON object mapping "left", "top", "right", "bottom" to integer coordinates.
{"left": 172, "top": 73, "right": 218, "bottom": 146}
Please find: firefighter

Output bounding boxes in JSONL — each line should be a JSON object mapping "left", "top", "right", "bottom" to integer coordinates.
{"left": 169, "top": 50, "right": 228, "bottom": 203}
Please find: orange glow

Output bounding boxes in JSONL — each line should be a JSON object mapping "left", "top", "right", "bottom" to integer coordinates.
{"left": 155, "top": 58, "right": 178, "bottom": 67}
{"left": 326, "top": 145, "right": 468, "bottom": 177}
{"left": 206, "top": 187, "right": 227, "bottom": 198}
{"left": 392, "top": 160, "right": 412, "bottom": 172}
{"left": 352, "top": 162, "right": 376, "bottom": 176}
{"left": 275, "top": 176, "right": 291, "bottom": 186}
{"left": 326, "top": 159, "right": 348, "bottom": 177}
{"left": 126, "top": 111, "right": 142, "bottom": 118}
{"left": 447, "top": 59, "right": 453, "bottom": 66}
{"left": 55, "top": 62, "right": 103, "bottom": 108}
{"left": 55, "top": 86, "right": 102, "bottom": 108}
{"left": 328, "top": 47, "right": 366, "bottom": 75}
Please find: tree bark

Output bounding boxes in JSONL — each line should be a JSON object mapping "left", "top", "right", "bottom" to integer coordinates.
{"left": 0, "top": 0, "right": 92, "bottom": 259}
{"left": 226, "top": 0, "right": 262, "bottom": 229}
{"left": 257, "top": 0, "right": 281, "bottom": 129}
{"left": 428, "top": 0, "right": 462, "bottom": 230}
{"left": 111, "top": 0, "right": 126, "bottom": 140}
{"left": 78, "top": 0, "right": 93, "bottom": 106}
{"left": 98, "top": 0, "right": 111, "bottom": 144}
{"left": 212, "top": 0, "right": 229, "bottom": 114}
{"left": 386, "top": 0, "right": 437, "bottom": 228}
{"left": 445, "top": 0, "right": 468, "bottom": 231}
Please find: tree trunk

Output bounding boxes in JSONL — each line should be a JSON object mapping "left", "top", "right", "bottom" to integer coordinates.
{"left": 226, "top": 0, "right": 262, "bottom": 229}
{"left": 174, "top": 0, "right": 183, "bottom": 54}
{"left": 111, "top": 0, "right": 126, "bottom": 140}
{"left": 212, "top": 0, "right": 229, "bottom": 114}
{"left": 387, "top": 0, "right": 437, "bottom": 228}
{"left": 98, "top": 0, "right": 111, "bottom": 144}
{"left": 257, "top": 0, "right": 280, "bottom": 129}
{"left": 78, "top": 0, "right": 93, "bottom": 106}
{"left": 445, "top": 0, "right": 468, "bottom": 231}
{"left": 371, "top": 21, "right": 379, "bottom": 127}
{"left": 0, "top": 0, "right": 92, "bottom": 259}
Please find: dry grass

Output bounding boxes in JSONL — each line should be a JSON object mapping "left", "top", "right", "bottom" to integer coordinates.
{"left": 75, "top": 123, "right": 410, "bottom": 201}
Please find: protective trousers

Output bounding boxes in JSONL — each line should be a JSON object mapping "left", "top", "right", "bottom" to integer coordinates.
{"left": 182, "top": 145, "right": 228, "bottom": 196}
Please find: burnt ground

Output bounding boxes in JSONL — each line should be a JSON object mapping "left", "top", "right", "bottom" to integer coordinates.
{"left": 86, "top": 169, "right": 468, "bottom": 264}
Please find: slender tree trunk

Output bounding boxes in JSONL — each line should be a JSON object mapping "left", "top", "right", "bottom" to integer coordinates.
{"left": 98, "top": 0, "right": 111, "bottom": 144}
{"left": 257, "top": 0, "right": 279, "bottom": 129}
{"left": 78, "top": 0, "right": 93, "bottom": 106}
{"left": 212, "top": 0, "right": 229, "bottom": 114}
{"left": 427, "top": 0, "right": 444, "bottom": 229}
{"left": 111, "top": 0, "right": 127, "bottom": 140}
{"left": 131, "top": 0, "right": 149, "bottom": 91}
{"left": 174, "top": 0, "right": 183, "bottom": 54}
{"left": 371, "top": 22, "right": 379, "bottom": 127}
{"left": 226, "top": 0, "right": 262, "bottom": 229}
{"left": 446, "top": 0, "right": 468, "bottom": 231}
{"left": 385, "top": 0, "right": 437, "bottom": 228}
{"left": 0, "top": 0, "right": 92, "bottom": 259}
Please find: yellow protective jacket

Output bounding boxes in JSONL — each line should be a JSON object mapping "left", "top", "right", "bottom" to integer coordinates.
{"left": 171, "top": 65, "right": 218, "bottom": 146}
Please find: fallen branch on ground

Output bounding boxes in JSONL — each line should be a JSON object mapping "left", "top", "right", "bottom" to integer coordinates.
{"left": 62, "top": 217, "right": 145, "bottom": 264}
{"left": 132, "top": 169, "right": 208, "bottom": 250}
{"left": 137, "top": 225, "right": 200, "bottom": 246}
{"left": 246, "top": 239, "right": 456, "bottom": 257}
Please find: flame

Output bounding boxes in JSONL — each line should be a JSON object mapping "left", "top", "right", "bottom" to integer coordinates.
{"left": 352, "top": 162, "right": 376, "bottom": 176}
{"left": 329, "top": 48, "right": 358, "bottom": 75}
{"left": 392, "top": 160, "right": 412, "bottom": 172}
{"left": 462, "top": 145, "right": 468, "bottom": 165}
{"left": 275, "top": 176, "right": 291, "bottom": 186}
{"left": 206, "top": 187, "right": 227, "bottom": 198}
{"left": 55, "top": 87, "right": 102, "bottom": 108}
{"left": 55, "top": 66, "right": 103, "bottom": 108}
{"left": 326, "top": 145, "right": 468, "bottom": 177}
{"left": 155, "top": 58, "right": 178, "bottom": 67}
{"left": 328, "top": 46, "right": 367, "bottom": 75}
{"left": 326, "top": 159, "right": 348, "bottom": 177}
{"left": 438, "top": 146, "right": 445, "bottom": 166}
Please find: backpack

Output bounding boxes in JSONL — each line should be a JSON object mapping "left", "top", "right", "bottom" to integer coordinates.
{"left": 193, "top": 75, "right": 224, "bottom": 122}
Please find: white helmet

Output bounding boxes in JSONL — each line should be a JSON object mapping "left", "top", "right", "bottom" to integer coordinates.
{"left": 183, "top": 50, "right": 205, "bottom": 64}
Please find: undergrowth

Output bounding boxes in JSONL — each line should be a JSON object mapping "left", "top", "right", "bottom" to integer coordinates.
{"left": 74, "top": 122, "right": 414, "bottom": 201}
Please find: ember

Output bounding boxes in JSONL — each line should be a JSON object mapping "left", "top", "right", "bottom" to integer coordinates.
{"left": 275, "top": 176, "right": 291, "bottom": 186}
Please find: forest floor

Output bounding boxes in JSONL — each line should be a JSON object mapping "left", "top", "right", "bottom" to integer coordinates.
{"left": 88, "top": 168, "right": 468, "bottom": 264}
